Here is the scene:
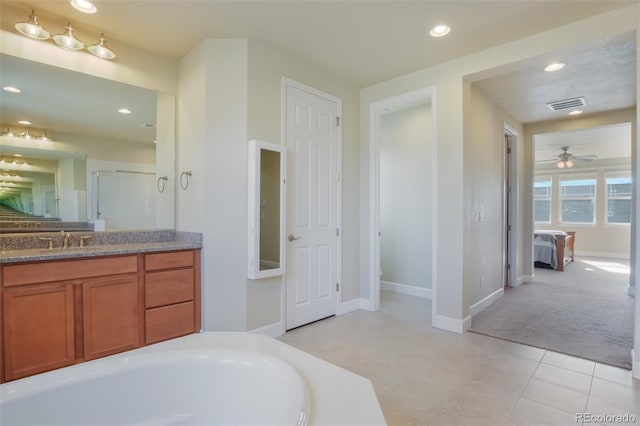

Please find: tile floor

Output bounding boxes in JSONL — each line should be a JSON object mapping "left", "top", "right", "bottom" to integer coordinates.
{"left": 278, "top": 291, "right": 640, "bottom": 426}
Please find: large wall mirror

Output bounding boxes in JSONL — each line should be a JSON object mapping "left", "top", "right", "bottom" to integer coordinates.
{"left": 247, "top": 139, "right": 286, "bottom": 279}
{"left": 0, "top": 53, "right": 175, "bottom": 231}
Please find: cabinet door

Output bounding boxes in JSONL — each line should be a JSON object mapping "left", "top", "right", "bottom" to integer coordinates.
{"left": 3, "top": 283, "right": 75, "bottom": 380}
{"left": 83, "top": 275, "right": 140, "bottom": 361}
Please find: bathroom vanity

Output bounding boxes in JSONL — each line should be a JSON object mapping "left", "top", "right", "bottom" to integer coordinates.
{"left": 0, "top": 231, "right": 201, "bottom": 382}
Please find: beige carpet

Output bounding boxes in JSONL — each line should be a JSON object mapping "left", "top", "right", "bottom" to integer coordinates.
{"left": 471, "top": 257, "right": 634, "bottom": 369}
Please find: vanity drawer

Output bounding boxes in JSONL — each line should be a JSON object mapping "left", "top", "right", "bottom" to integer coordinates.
{"left": 145, "top": 301, "right": 195, "bottom": 344}
{"left": 144, "top": 251, "right": 194, "bottom": 271}
{"left": 2, "top": 256, "right": 138, "bottom": 287}
{"left": 145, "top": 269, "right": 194, "bottom": 308}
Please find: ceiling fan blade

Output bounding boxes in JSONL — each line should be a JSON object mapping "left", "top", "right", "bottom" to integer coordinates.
{"left": 535, "top": 159, "right": 558, "bottom": 163}
{"left": 573, "top": 154, "right": 598, "bottom": 161}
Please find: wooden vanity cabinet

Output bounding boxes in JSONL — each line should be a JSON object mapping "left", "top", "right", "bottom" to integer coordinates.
{"left": 2, "top": 282, "right": 75, "bottom": 381}
{"left": 0, "top": 249, "right": 200, "bottom": 382}
{"left": 144, "top": 250, "right": 201, "bottom": 344}
{"left": 82, "top": 274, "right": 141, "bottom": 361}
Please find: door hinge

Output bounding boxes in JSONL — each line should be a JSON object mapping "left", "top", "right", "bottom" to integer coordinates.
{"left": 508, "top": 225, "right": 511, "bottom": 231}
{"left": 336, "top": 227, "right": 340, "bottom": 237}
{"left": 506, "top": 147, "right": 512, "bottom": 154}
{"left": 507, "top": 264, "right": 511, "bottom": 270}
{"left": 336, "top": 117, "right": 341, "bottom": 127}
{"left": 336, "top": 282, "right": 340, "bottom": 292}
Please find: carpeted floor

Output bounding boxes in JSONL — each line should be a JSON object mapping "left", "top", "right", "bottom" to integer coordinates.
{"left": 471, "top": 257, "right": 634, "bottom": 369}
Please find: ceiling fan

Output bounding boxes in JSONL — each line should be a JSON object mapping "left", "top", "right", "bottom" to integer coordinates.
{"left": 536, "top": 146, "right": 598, "bottom": 169}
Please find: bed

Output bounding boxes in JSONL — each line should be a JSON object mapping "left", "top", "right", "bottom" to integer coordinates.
{"left": 534, "top": 230, "right": 575, "bottom": 271}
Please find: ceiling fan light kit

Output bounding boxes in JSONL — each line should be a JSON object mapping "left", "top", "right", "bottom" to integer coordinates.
{"left": 14, "top": 8, "right": 116, "bottom": 60}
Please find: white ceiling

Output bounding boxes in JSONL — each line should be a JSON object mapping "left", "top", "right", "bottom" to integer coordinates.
{"left": 534, "top": 123, "right": 632, "bottom": 163}
{"left": 5, "top": 0, "right": 636, "bottom": 87}
{"left": 0, "top": 1, "right": 637, "bottom": 155}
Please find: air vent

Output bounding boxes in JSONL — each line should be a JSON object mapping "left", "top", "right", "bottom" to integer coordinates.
{"left": 546, "top": 97, "right": 586, "bottom": 112}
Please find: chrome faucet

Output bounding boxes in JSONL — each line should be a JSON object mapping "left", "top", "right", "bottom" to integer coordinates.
{"left": 62, "top": 232, "right": 71, "bottom": 248}
{"left": 79, "top": 235, "right": 92, "bottom": 248}
{"left": 39, "top": 237, "right": 54, "bottom": 249}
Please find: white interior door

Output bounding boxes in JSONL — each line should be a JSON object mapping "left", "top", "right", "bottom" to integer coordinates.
{"left": 284, "top": 81, "right": 340, "bottom": 330}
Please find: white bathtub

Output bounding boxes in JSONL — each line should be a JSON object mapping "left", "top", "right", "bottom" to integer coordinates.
{"left": 1, "top": 348, "right": 309, "bottom": 426}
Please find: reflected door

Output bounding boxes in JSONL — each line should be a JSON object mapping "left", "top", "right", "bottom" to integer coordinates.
{"left": 284, "top": 81, "right": 340, "bottom": 330}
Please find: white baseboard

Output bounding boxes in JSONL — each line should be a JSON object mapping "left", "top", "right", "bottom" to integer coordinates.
{"left": 469, "top": 288, "right": 504, "bottom": 317}
{"left": 633, "top": 350, "right": 640, "bottom": 379}
{"left": 514, "top": 275, "right": 532, "bottom": 287}
{"left": 338, "top": 298, "right": 368, "bottom": 315}
{"left": 575, "top": 251, "right": 630, "bottom": 260}
{"left": 380, "top": 281, "right": 432, "bottom": 299}
{"left": 249, "top": 321, "right": 284, "bottom": 338}
{"left": 434, "top": 314, "right": 471, "bottom": 334}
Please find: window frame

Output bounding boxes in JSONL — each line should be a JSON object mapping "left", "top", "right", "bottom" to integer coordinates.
{"left": 605, "top": 170, "right": 632, "bottom": 226}
{"left": 558, "top": 173, "right": 597, "bottom": 225}
{"left": 534, "top": 175, "right": 552, "bottom": 224}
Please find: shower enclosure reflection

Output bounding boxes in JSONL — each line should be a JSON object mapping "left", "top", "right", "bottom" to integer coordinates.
{"left": 91, "top": 170, "right": 155, "bottom": 231}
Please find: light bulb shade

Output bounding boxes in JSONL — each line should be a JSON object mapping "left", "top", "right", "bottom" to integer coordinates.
{"left": 53, "top": 24, "right": 84, "bottom": 51}
{"left": 15, "top": 10, "right": 50, "bottom": 40}
{"left": 88, "top": 34, "right": 116, "bottom": 59}
{"left": 566, "top": 160, "right": 574, "bottom": 168}
{"left": 557, "top": 161, "right": 565, "bottom": 169}
{"left": 40, "top": 130, "right": 52, "bottom": 141}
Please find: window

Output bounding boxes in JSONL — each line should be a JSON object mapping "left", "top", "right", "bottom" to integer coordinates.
{"left": 606, "top": 172, "right": 631, "bottom": 224}
{"left": 534, "top": 177, "right": 551, "bottom": 223}
{"left": 560, "top": 175, "right": 596, "bottom": 224}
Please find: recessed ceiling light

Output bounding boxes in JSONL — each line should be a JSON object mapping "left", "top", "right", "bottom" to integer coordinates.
{"left": 17, "top": 120, "right": 32, "bottom": 125}
{"left": 544, "top": 62, "right": 566, "bottom": 72}
{"left": 118, "top": 108, "right": 132, "bottom": 114}
{"left": 3, "top": 86, "right": 21, "bottom": 93}
{"left": 13, "top": 154, "right": 23, "bottom": 157}
{"left": 430, "top": 24, "right": 451, "bottom": 38}
{"left": 569, "top": 110, "right": 583, "bottom": 116}
{"left": 70, "top": 0, "right": 97, "bottom": 14}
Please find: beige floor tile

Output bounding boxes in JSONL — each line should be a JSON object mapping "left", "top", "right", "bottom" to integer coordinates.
{"left": 492, "top": 339, "right": 547, "bottom": 362}
{"left": 586, "top": 394, "right": 639, "bottom": 419}
{"left": 522, "top": 378, "right": 589, "bottom": 414}
{"left": 594, "top": 363, "right": 635, "bottom": 387}
{"left": 589, "top": 378, "right": 640, "bottom": 414}
{"left": 533, "top": 363, "right": 593, "bottom": 394}
{"left": 507, "top": 398, "right": 580, "bottom": 426}
{"left": 541, "top": 351, "right": 595, "bottom": 376}
{"left": 468, "top": 362, "right": 535, "bottom": 394}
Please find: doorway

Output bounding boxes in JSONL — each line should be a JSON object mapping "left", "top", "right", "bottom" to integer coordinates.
{"left": 368, "top": 87, "right": 437, "bottom": 324}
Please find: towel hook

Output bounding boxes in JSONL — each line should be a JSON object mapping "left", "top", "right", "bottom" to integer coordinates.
{"left": 157, "top": 176, "right": 168, "bottom": 193}
{"left": 180, "top": 171, "right": 192, "bottom": 190}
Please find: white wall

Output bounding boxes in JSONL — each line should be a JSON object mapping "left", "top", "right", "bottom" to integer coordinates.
{"left": 178, "top": 39, "right": 249, "bottom": 332}
{"left": 463, "top": 83, "right": 523, "bottom": 311}
{"left": 379, "top": 104, "right": 432, "bottom": 290}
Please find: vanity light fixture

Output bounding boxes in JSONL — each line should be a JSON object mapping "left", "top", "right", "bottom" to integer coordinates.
{"left": 118, "top": 108, "right": 132, "bottom": 114}
{"left": 1, "top": 126, "right": 54, "bottom": 141}
{"left": 3, "top": 86, "right": 22, "bottom": 94}
{"left": 70, "top": 0, "right": 97, "bottom": 14}
{"left": 430, "top": 24, "right": 451, "bottom": 38}
{"left": 544, "top": 62, "right": 566, "bottom": 72}
{"left": 17, "top": 120, "right": 32, "bottom": 126}
{"left": 53, "top": 22, "right": 84, "bottom": 51}
{"left": 15, "top": 10, "right": 50, "bottom": 40}
{"left": 14, "top": 10, "right": 117, "bottom": 60}
{"left": 88, "top": 33, "right": 116, "bottom": 59}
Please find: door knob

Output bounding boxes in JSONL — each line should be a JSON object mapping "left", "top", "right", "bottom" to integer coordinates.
{"left": 288, "top": 234, "right": 301, "bottom": 241}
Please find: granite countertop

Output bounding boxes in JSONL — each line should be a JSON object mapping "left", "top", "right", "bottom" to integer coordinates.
{"left": 0, "top": 230, "right": 202, "bottom": 264}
